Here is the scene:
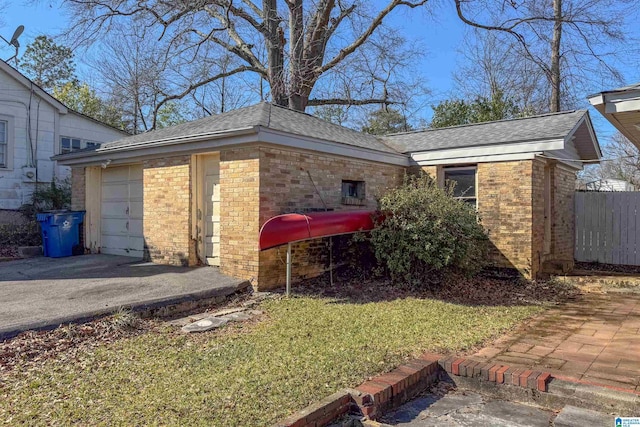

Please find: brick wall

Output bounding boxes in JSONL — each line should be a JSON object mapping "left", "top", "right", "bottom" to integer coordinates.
{"left": 421, "top": 165, "right": 438, "bottom": 179}
{"left": 219, "top": 148, "right": 261, "bottom": 283}
{"left": 70, "top": 167, "right": 85, "bottom": 210}
{"left": 530, "top": 159, "right": 546, "bottom": 279}
{"left": 477, "top": 161, "right": 537, "bottom": 278}
{"left": 551, "top": 164, "right": 576, "bottom": 264}
{"left": 142, "top": 156, "right": 192, "bottom": 266}
{"left": 257, "top": 147, "right": 405, "bottom": 289}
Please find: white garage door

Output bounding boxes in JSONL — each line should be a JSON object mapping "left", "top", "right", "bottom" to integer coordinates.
{"left": 101, "top": 165, "right": 144, "bottom": 257}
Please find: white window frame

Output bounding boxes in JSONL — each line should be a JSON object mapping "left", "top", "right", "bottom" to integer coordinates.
{"left": 0, "top": 114, "right": 15, "bottom": 170}
{"left": 443, "top": 165, "right": 478, "bottom": 208}
{"left": 60, "top": 136, "right": 100, "bottom": 154}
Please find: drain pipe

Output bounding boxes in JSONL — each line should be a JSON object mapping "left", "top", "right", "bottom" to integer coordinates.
{"left": 286, "top": 242, "right": 292, "bottom": 297}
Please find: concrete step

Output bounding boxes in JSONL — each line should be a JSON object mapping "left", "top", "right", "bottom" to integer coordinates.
{"left": 553, "top": 405, "right": 612, "bottom": 427}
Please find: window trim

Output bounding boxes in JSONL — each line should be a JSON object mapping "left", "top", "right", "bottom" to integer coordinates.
{"left": 443, "top": 165, "right": 478, "bottom": 207}
{"left": 0, "top": 114, "right": 15, "bottom": 170}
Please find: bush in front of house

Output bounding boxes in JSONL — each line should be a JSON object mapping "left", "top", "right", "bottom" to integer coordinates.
{"left": 370, "top": 172, "right": 488, "bottom": 285}
{"left": 19, "top": 178, "right": 72, "bottom": 220}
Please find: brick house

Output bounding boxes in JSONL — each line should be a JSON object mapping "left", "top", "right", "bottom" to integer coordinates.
{"left": 55, "top": 103, "right": 600, "bottom": 289}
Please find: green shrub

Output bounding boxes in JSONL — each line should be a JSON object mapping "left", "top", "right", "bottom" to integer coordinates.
{"left": 0, "top": 221, "right": 41, "bottom": 246}
{"left": 20, "top": 178, "right": 71, "bottom": 220}
{"left": 370, "top": 172, "right": 488, "bottom": 284}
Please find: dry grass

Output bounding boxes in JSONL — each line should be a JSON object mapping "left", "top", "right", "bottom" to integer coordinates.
{"left": 0, "top": 280, "right": 549, "bottom": 426}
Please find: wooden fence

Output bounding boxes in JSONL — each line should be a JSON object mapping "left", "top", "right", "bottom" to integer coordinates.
{"left": 575, "top": 191, "right": 640, "bottom": 265}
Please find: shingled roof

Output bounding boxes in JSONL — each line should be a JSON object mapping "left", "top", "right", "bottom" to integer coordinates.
{"left": 96, "top": 102, "right": 396, "bottom": 154}
{"left": 382, "top": 110, "right": 588, "bottom": 153}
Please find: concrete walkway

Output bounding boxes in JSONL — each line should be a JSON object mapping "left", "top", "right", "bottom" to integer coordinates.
{"left": 380, "top": 389, "right": 611, "bottom": 427}
{"left": 472, "top": 291, "right": 640, "bottom": 393}
{"left": 0, "top": 255, "right": 249, "bottom": 339}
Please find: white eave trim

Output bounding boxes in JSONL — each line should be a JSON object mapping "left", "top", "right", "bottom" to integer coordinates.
{"left": 410, "top": 138, "right": 564, "bottom": 163}
{"left": 588, "top": 94, "right": 604, "bottom": 106}
{"left": 415, "top": 152, "right": 538, "bottom": 166}
{"left": 256, "top": 127, "right": 410, "bottom": 166}
{"left": 589, "top": 89, "right": 640, "bottom": 113}
{"left": 56, "top": 125, "right": 410, "bottom": 167}
{"left": 55, "top": 128, "right": 259, "bottom": 166}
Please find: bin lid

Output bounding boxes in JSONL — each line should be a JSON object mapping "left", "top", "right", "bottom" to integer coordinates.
{"left": 36, "top": 213, "right": 53, "bottom": 222}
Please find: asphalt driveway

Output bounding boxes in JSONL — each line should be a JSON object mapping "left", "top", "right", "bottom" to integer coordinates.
{"left": 0, "top": 255, "right": 249, "bottom": 339}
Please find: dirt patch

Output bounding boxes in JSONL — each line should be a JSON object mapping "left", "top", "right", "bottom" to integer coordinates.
{"left": 291, "top": 268, "right": 580, "bottom": 306}
{"left": 0, "top": 313, "right": 157, "bottom": 374}
{"left": 0, "top": 291, "right": 257, "bottom": 374}
{"left": 0, "top": 245, "right": 18, "bottom": 259}
{"left": 575, "top": 262, "right": 640, "bottom": 275}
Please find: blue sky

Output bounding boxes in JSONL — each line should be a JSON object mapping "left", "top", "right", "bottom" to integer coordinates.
{"left": 0, "top": 1, "right": 637, "bottom": 145}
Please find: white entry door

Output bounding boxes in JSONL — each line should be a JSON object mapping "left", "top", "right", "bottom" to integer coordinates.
{"left": 197, "top": 154, "right": 221, "bottom": 266}
{"left": 101, "top": 164, "right": 144, "bottom": 257}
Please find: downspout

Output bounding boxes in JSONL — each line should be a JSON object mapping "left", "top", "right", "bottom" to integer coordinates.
{"left": 34, "top": 96, "right": 41, "bottom": 182}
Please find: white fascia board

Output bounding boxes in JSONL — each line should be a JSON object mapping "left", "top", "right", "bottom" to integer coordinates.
{"left": 257, "top": 127, "right": 410, "bottom": 166}
{"left": 416, "top": 152, "right": 538, "bottom": 166}
{"left": 542, "top": 151, "right": 583, "bottom": 170}
{"left": 604, "top": 98, "right": 640, "bottom": 114}
{"left": 410, "top": 139, "right": 564, "bottom": 163}
{"left": 588, "top": 94, "right": 604, "bottom": 106}
{"left": 56, "top": 130, "right": 259, "bottom": 166}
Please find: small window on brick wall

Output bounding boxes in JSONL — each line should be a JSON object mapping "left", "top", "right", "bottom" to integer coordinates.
{"left": 341, "top": 180, "right": 365, "bottom": 205}
{"left": 444, "top": 166, "right": 477, "bottom": 208}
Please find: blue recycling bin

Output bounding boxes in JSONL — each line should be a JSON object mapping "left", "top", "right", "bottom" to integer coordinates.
{"left": 36, "top": 211, "right": 85, "bottom": 257}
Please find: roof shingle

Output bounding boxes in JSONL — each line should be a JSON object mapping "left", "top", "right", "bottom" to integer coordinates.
{"left": 98, "top": 102, "right": 396, "bottom": 153}
{"left": 382, "top": 110, "right": 587, "bottom": 153}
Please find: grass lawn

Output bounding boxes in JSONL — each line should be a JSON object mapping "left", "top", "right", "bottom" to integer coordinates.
{"left": 0, "top": 292, "right": 544, "bottom": 426}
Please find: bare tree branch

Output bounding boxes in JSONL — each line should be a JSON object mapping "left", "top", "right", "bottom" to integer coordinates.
{"left": 319, "top": 0, "right": 428, "bottom": 75}
{"left": 308, "top": 98, "right": 398, "bottom": 106}
{"left": 153, "top": 65, "right": 261, "bottom": 127}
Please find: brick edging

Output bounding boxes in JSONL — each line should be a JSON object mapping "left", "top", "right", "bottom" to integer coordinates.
{"left": 275, "top": 353, "right": 559, "bottom": 427}
{"left": 274, "top": 353, "right": 441, "bottom": 427}
{"left": 438, "top": 355, "right": 552, "bottom": 392}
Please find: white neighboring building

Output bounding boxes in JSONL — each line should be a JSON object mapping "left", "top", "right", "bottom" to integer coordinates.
{"left": 0, "top": 60, "right": 126, "bottom": 211}
{"left": 585, "top": 178, "right": 636, "bottom": 192}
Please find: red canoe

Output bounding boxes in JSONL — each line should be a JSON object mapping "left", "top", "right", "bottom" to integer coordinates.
{"left": 259, "top": 210, "right": 376, "bottom": 250}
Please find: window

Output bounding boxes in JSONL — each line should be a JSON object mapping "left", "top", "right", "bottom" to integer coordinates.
{"left": 0, "top": 115, "right": 13, "bottom": 169}
{"left": 341, "top": 180, "right": 366, "bottom": 205}
{"left": 60, "top": 137, "right": 100, "bottom": 154}
{"left": 0, "top": 120, "right": 6, "bottom": 168}
{"left": 444, "top": 166, "right": 477, "bottom": 207}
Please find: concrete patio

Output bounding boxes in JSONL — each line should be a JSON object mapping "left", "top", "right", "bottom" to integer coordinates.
{"left": 473, "top": 290, "right": 640, "bottom": 393}
{"left": 0, "top": 254, "right": 249, "bottom": 339}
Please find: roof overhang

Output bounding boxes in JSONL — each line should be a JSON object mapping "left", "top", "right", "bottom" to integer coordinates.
{"left": 409, "top": 112, "right": 601, "bottom": 169}
{"left": 589, "top": 86, "right": 640, "bottom": 148}
{"left": 55, "top": 125, "right": 410, "bottom": 167}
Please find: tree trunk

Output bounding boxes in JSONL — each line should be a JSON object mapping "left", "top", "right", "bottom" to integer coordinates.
{"left": 263, "top": 0, "right": 287, "bottom": 106}
{"left": 550, "top": 0, "right": 562, "bottom": 112}
{"left": 288, "top": 0, "right": 306, "bottom": 111}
